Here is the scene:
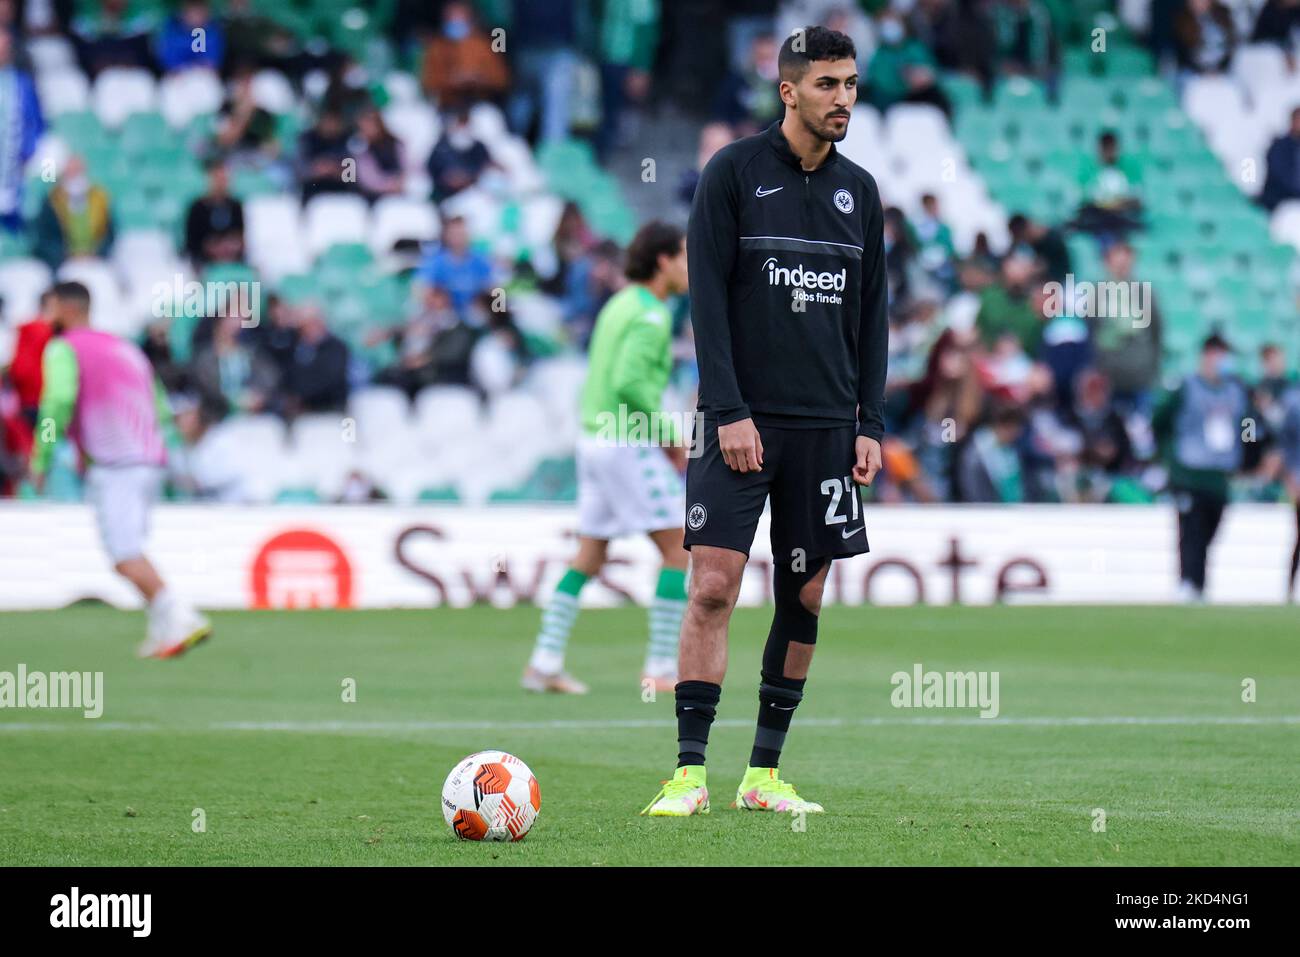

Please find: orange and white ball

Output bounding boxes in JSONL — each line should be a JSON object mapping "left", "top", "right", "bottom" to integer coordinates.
{"left": 441, "top": 751, "right": 541, "bottom": 841}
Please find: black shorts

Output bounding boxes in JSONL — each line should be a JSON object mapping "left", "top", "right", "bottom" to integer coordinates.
{"left": 683, "top": 416, "right": 870, "bottom": 563}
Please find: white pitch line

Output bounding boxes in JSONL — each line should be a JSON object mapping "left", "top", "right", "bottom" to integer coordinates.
{"left": 0, "top": 715, "right": 1297, "bottom": 733}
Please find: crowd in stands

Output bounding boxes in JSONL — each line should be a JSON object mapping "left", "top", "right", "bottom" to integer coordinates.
{"left": 1, "top": 0, "right": 1299, "bottom": 506}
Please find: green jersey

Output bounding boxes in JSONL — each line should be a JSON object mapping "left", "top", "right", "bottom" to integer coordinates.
{"left": 580, "top": 284, "right": 679, "bottom": 444}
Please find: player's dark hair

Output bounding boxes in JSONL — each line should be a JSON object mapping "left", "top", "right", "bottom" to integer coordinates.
{"left": 778, "top": 26, "right": 857, "bottom": 83}
{"left": 52, "top": 281, "right": 91, "bottom": 311}
{"left": 624, "top": 221, "right": 684, "bottom": 281}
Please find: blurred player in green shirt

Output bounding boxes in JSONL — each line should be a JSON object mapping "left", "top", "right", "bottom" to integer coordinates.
{"left": 523, "top": 222, "right": 690, "bottom": 694}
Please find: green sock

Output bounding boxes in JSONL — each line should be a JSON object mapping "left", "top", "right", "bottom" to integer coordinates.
{"left": 529, "top": 568, "right": 589, "bottom": 674}
{"left": 645, "top": 567, "right": 687, "bottom": 676}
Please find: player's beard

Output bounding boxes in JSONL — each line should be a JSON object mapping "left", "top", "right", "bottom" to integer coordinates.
{"left": 797, "top": 104, "right": 851, "bottom": 143}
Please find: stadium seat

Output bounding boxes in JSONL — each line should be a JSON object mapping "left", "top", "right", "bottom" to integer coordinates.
{"left": 159, "top": 69, "right": 224, "bottom": 129}
{"left": 251, "top": 69, "right": 297, "bottom": 115}
{"left": 414, "top": 385, "right": 484, "bottom": 443}
{"left": 383, "top": 70, "right": 421, "bottom": 104}
{"left": 0, "top": 258, "right": 53, "bottom": 323}
{"left": 1270, "top": 201, "right": 1300, "bottom": 252}
{"left": 36, "top": 68, "right": 89, "bottom": 117}
{"left": 1233, "top": 43, "right": 1288, "bottom": 95}
{"left": 245, "top": 194, "right": 310, "bottom": 280}
{"left": 382, "top": 100, "right": 441, "bottom": 170}
{"left": 26, "top": 35, "right": 76, "bottom": 73}
{"left": 91, "top": 68, "right": 158, "bottom": 129}
{"left": 369, "top": 195, "right": 440, "bottom": 255}
{"left": 302, "top": 193, "right": 371, "bottom": 259}
{"left": 57, "top": 259, "right": 134, "bottom": 337}
{"left": 1181, "top": 76, "right": 1245, "bottom": 132}
{"left": 349, "top": 385, "right": 411, "bottom": 438}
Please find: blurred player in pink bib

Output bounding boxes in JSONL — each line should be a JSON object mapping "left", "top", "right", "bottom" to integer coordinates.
{"left": 28, "top": 282, "right": 212, "bottom": 658}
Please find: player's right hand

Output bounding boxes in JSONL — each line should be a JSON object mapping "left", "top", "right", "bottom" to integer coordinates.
{"left": 719, "top": 418, "right": 763, "bottom": 472}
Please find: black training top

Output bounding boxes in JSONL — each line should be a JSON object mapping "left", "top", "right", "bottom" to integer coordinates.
{"left": 687, "top": 119, "right": 888, "bottom": 440}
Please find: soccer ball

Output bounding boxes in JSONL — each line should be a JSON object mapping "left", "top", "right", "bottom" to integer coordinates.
{"left": 441, "top": 750, "right": 541, "bottom": 841}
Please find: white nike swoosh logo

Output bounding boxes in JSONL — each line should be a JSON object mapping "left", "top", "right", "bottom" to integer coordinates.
{"left": 755, "top": 186, "right": 784, "bottom": 197}
{"left": 842, "top": 526, "right": 863, "bottom": 539}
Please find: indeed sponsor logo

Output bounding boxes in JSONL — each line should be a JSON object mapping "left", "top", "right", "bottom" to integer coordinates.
{"left": 761, "top": 257, "right": 845, "bottom": 306}
{"left": 762, "top": 256, "right": 846, "bottom": 291}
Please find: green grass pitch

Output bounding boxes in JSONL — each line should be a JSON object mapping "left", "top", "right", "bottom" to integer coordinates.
{"left": 0, "top": 605, "right": 1296, "bottom": 866}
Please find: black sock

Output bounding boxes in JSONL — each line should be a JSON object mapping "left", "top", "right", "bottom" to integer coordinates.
{"left": 675, "top": 680, "right": 720, "bottom": 767}
{"left": 750, "top": 671, "right": 806, "bottom": 768}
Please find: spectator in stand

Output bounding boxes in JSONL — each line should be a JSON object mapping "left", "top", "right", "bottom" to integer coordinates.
{"left": 507, "top": 0, "right": 577, "bottom": 143}
{"left": 297, "top": 109, "right": 355, "bottom": 203}
{"left": 184, "top": 158, "right": 244, "bottom": 268}
{"left": 913, "top": 0, "right": 997, "bottom": 95}
{"left": 1086, "top": 241, "right": 1162, "bottom": 415}
{"left": 1257, "top": 342, "right": 1296, "bottom": 403}
{"left": 864, "top": 10, "right": 951, "bottom": 117}
{"left": 976, "top": 251, "right": 1042, "bottom": 354}
{"left": 70, "top": 0, "right": 154, "bottom": 77}
{"left": 677, "top": 121, "right": 734, "bottom": 207}
{"left": 213, "top": 69, "right": 290, "bottom": 189}
{"left": 1252, "top": 0, "right": 1300, "bottom": 54}
{"left": 281, "top": 303, "right": 350, "bottom": 415}
{"left": 5, "top": 288, "right": 53, "bottom": 432}
{"left": 1073, "top": 130, "right": 1144, "bottom": 243}
{"left": 156, "top": 0, "right": 224, "bottom": 73}
{"left": 372, "top": 284, "right": 477, "bottom": 397}
{"left": 1007, "top": 212, "right": 1070, "bottom": 283}
{"left": 990, "top": 0, "right": 1059, "bottom": 99}
{"left": 714, "top": 32, "right": 783, "bottom": 135}
{"left": 1174, "top": 0, "right": 1236, "bottom": 75}
{"left": 0, "top": 27, "right": 42, "bottom": 234}
{"left": 954, "top": 404, "right": 1033, "bottom": 502}
{"left": 352, "top": 107, "right": 406, "bottom": 203}
{"left": 592, "top": 0, "right": 660, "bottom": 160}
{"left": 883, "top": 205, "right": 919, "bottom": 308}
{"left": 420, "top": 1, "right": 509, "bottom": 112}
{"left": 221, "top": 0, "right": 309, "bottom": 79}
{"left": 255, "top": 293, "right": 299, "bottom": 378}
{"left": 912, "top": 193, "right": 957, "bottom": 295}
{"left": 190, "top": 313, "right": 279, "bottom": 419}
{"left": 1066, "top": 369, "right": 1135, "bottom": 482}
{"left": 428, "top": 108, "right": 491, "bottom": 202}
{"left": 469, "top": 296, "right": 530, "bottom": 397}
{"left": 30, "top": 154, "right": 113, "bottom": 269}
{"left": 414, "top": 216, "right": 495, "bottom": 312}
{"left": 1260, "top": 106, "right": 1300, "bottom": 211}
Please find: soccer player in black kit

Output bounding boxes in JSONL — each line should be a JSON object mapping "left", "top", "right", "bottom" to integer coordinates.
{"left": 642, "top": 27, "right": 886, "bottom": 817}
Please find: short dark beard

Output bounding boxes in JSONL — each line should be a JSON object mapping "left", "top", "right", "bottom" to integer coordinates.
{"left": 798, "top": 105, "right": 850, "bottom": 143}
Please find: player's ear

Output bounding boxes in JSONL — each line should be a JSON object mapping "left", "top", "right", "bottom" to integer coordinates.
{"left": 779, "top": 78, "right": 796, "bottom": 109}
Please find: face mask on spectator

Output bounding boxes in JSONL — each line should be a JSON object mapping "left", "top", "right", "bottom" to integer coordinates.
{"left": 445, "top": 19, "right": 471, "bottom": 40}
{"left": 880, "top": 20, "right": 904, "bottom": 44}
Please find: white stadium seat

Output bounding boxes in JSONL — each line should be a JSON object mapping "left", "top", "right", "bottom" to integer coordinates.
{"left": 415, "top": 385, "right": 483, "bottom": 441}
{"left": 384, "top": 71, "right": 422, "bottom": 105}
{"left": 92, "top": 68, "right": 157, "bottom": 129}
{"left": 382, "top": 100, "right": 441, "bottom": 170}
{"left": 1181, "top": 75, "right": 1245, "bottom": 130}
{"left": 245, "top": 194, "right": 310, "bottom": 280}
{"left": 36, "top": 69, "right": 89, "bottom": 116}
{"left": 251, "top": 69, "right": 297, "bottom": 114}
{"left": 26, "top": 36, "right": 77, "bottom": 73}
{"left": 369, "top": 195, "right": 440, "bottom": 254}
{"left": 57, "top": 258, "right": 135, "bottom": 337}
{"left": 302, "top": 193, "right": 370, "bottom": 258}
{"left": 349, "top": 385, "right": 412, "bottom": 442}
{"left": 0, "top": 258, "right": 54, "bottom": 323}
{"left": 1270, "top": 200, "right": 1300, "bottom": 252}
{"left": 159, "top": 68, "right": 224, "bottom": 128}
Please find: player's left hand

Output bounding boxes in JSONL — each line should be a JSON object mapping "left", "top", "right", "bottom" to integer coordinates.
{"left": 852, "top": 436, "right": 881, "bottom": 487}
